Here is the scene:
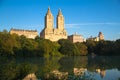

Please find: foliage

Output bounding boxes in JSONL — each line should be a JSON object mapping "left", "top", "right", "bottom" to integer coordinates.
{"left": 0, "top": 31, "right": 20, "bottom": 56}
{"left": 113, "top": 39, "right": 120, "bottom": 55}
{"left": 85, "top": 40, "right": 97, "bottom": 54}
{"left": 75, "top": 42, "right": 88, "bottom": 56}
{"left": 0, "top": 30, "right": 120, "bottom": 57}
{"left": 0, "top": 57, "right": 38, "bottom": 80}
{"left": 0, "top": 30, "right": 62, "bottom": 57}
{"left": 94, "top": 40, "right": 114, "bottom": 55}
{"left": 35, "top": 38, "right": 62, "bottom": 57}
{"left": 58, "top": 39, "right": 79, "bottom": 56}
{"left": 85, "top": 39, "right": 120, "bottom": 55}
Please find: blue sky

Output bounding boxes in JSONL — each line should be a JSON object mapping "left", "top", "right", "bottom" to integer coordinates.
{"left": 0, "top": 0, "right": 120, "bottom": 40}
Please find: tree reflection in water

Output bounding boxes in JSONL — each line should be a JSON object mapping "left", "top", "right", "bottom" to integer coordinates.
{"left": 0, "top": 56, "right": 120, "bottom": 80}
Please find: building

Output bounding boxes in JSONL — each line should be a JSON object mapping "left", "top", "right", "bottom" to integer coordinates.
{"left": 87, "top": 32, "right": 104, "bottom": 41}
{"left": 68, "top": 33, "right": 84, "bottom": 43}
{"left": 40, "top": 8, "right": 67, "bottom": 41}
{"left": 98, "top": 32, "right": 104, "bottom": 40}
{"left": 10, "top": 28, "right": 38, "bottom": 39}
{"left": 94, "top": 37, "right": 99, "bottom": 41}
{"left": 87, "top": 36, "right": 99, "bottom": 41}
{"left": 87, "top": 36, "right": 99, "bottom": 42}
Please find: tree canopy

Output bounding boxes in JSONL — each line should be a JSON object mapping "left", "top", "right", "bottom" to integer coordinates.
{"left": 0, "top": 30, "right": 120, "bottom": 57}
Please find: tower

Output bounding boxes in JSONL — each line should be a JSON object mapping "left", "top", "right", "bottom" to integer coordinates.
{"left": 98, "top": 32, "right": 104, "bottom": 40}
{"left": 40, "top": 8, "right": 67, "bottom": 41}
{"left": 45, "top": 7, "right": 54, "bottom": 29}
{"left": 56, "top": 9, "right": 64, "bottom": 30}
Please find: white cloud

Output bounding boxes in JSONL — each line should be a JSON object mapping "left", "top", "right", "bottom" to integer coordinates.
{"left": 65, "top": 22, "right": 120, "bottom": 28}
{"left": 65, "top": 24, "right": 80, "bottom": 28}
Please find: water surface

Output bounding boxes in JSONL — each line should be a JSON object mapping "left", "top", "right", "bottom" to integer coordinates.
{"left": 0, "top": 56, "right": 120, "bottom": 80}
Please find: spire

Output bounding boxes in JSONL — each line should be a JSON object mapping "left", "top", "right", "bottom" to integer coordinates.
{"left": 57, "top": 8, "right": 64, "bottom": 30}
{"left": 45, "top": 7, "right": 54, "bottom": 29}
{"left": 47, "top": 7, "right": 52, "bottom": 15}
{"left": 58, "top": 8, "right": 62, "bottom": 15}
{"left": 98, "top": 32, "right": 102, "bottom": 37}
{"left": 98, "top": 31, "right": 104, "bottom": 40}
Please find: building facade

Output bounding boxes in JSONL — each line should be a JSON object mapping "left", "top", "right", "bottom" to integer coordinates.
{"left": 68, "top": 33, "right": 84, "bottom": 43}
{"left": 10, "top": 28, "right": 38, "bottom": 39}
{"left": 87, "top": 32, "right": 104, "bottom": 41}
{"left": 40, "top": 8, "right": 67, "bottom": 41}
{"left": 98, "top": 32, "right": 104, "bottom": 40}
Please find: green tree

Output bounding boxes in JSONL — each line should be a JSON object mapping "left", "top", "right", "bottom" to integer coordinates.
{"left": 85, "top": 40, "right": 97, "bottom": 54}
{"left": 0, "top": 31, "right": 19, "bottom": 56}
{"left": 95, "top": 41, "right": 114, "bottom": 55}
{"left": 17, "top": 35, "right": 38, "bottom": 57}
{"left": 58, "top": 39, "right": 79, "bottom": 56}
{"left": 35, "top": 37, "right": 61, "bottom": 57}
{"left": 75, "top": 42, "right": 88, "bottom": 55}
{"left": 113, "top": 39, "right": 120, "bottom": 55}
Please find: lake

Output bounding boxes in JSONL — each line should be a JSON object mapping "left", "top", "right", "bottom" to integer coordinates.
{"left": 0, "top": 56, "right": 120, "bottom": 80}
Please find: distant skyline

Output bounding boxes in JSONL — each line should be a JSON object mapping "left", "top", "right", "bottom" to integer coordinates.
{"left": 0, "top": 0, "right": 120, "bottom": 40}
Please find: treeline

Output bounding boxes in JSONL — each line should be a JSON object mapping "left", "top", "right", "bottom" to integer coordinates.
{"left": 0, "top": 30, "right": 62, "bottom": 57}
{"left": 0, "top": 30, "right": 120, "bottom": 57}
{"left": 86, "top": 39, "right": 120, "bottom": 55}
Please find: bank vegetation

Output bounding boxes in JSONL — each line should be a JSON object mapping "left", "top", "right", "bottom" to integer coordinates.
{"left": 0, "top": 30, "right": 120, "bottom": 57}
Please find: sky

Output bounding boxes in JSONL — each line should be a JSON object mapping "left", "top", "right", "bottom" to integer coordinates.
{"left": 0, "top": 0, "right": 120, "bottom": 40}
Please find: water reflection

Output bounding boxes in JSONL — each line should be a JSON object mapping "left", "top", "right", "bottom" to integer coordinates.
{"left": 74, "top": 68, "right": 87, "bottom": 76}
{"left": 0, "top": 56, "right": 120, "bottom": 80}
{"left": 23, "top": 73, "right": 37, "bottom": 80}
{"left": 96, "top": 69, "right": 106, "bottom": 78}
{"left": 47, "top": 70, "right": 68, "bottom": 80}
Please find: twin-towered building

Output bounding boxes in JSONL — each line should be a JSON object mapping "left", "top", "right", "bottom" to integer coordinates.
{"left": 40, "top": 8, "right": 67, "bottom": 41}
{"left": 10, "top": 8, "right": 104, "bottom": 42}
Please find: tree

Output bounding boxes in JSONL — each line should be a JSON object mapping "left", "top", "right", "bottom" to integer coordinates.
{"left": 113, "top": 39, "right": 120, "bottom": 55}
{"left": 35, "top": 37, "right": 61, "bottom": 57}
{"left": 58, "top": 39, "right": 79, "bottom": 56}
{"left": 17, "top": 35, "right": 38, "bottom": 57}
{"left": 0, "top": 32, "right": 16, "bottom": 56}
{"left": 75, "top": 42, "right": 88, "bottom": 55}
{"left": 95, "top": 41, "right": 114, "bottom": 55}
{"left": 85, "top": 40, "right": 97, "bottom": 54}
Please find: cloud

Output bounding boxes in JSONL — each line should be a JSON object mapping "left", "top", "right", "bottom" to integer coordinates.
{"left": 65, "top": 22, "right": 120, "bottom": 28}
{"left": 65, "top": 24, "right": 81, "bottom": 28}
{"left": 25, "top": 24, "right": 44, "bottom": 29}
{"left": 10, "top": 24, "right": 43, "bottom": 29}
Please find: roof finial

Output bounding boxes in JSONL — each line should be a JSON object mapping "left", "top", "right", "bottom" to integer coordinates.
{"left": 58, "top": 8, "right": 62, "bottom": 15}
{"left": 47, "top": 7, "right": 51, "bottom": 14}
{"left": 59, "top": 8, "right": 61, "bottom": 12}
{"left": 48, "top": 6, "right": 50, "bottom": 10}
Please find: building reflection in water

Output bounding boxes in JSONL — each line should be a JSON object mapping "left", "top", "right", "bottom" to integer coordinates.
{"left": 23, "top": 73, "right": 37, "bottom": 80}
{"left": 22, "top": 68, "right": 106, "bottom": 80}
{"left": 46, "top": 68, "right": 87, "bottom": 79}
{"left": 96, "top": 69, "right": 106, "bottom": 78}
{"left": 47, "top": 70, "right": 68, "bottom": 80}
{"left": 74, "top": 68, "right": 87, "bottom": 76}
